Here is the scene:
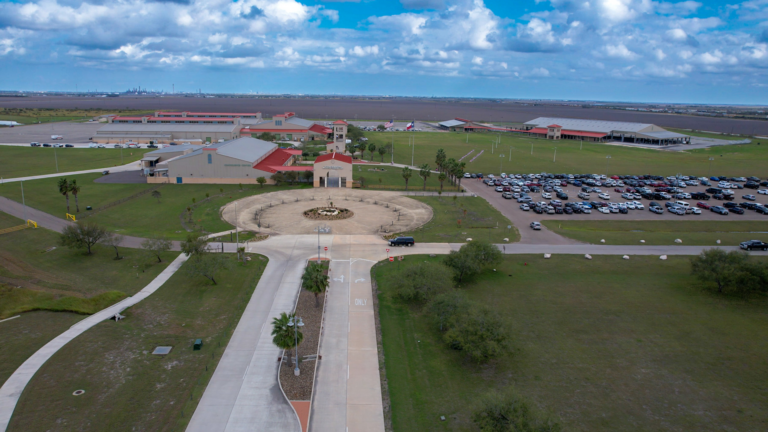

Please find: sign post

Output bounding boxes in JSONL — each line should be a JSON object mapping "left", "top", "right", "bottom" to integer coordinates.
{"left": 324, "top": 246, "right": 328, "bottom": 261}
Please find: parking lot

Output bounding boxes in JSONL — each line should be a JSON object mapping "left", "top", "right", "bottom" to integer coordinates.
{"left": 0, "top": 122, "right": 102, "bottom": 145}
{"left": 463, "top": 173, "right": 768, "bottom": 244}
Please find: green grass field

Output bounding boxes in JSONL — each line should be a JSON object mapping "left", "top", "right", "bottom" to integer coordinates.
{"left": 365, "top": 131, "right": 768, "bottom": 177}
{"left": 8, "top": 254, "right": 267, "bottom": 432}
{"left": 356, "top": 166, "right": 449, "bottom": 191}
{"left": 0, "top": 146, "right": 150, "bottom": 179}
{"left": 0, "top": 173, "right": 308, "bottom": 239}
{"left": 542, "top": 220, "right": 768, "bottom": 245}
{"left": 0, "top": 108, "right": 150, "bottom": 125}
{"left": 375, "top": 254, "right": 768, "bottom": 432}
{"left": 395, "top": 196, "right": 518, "bottom": 243}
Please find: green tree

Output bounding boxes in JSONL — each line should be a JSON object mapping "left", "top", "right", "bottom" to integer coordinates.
{"left": 419, "top": 163, "right": 431, "bottom": 191}
{"left": 57, "top": 177, "right": 71, "bottom": 214}
{"left": 272, "top": 172, "right": 286, "bottom": 185}
{"left": 151, "top": 190, "right": 162, "bottom": 203}
{"left": 435, "top": 148, "right": 447, "bottom": 172}
{"left": 271, "top": 312, "right": 303, "bottom": 367}
{"left": 284, "top": 171, "right": 298, "bottom": 185}
{"left": 301, "top": 262, "right": 329, "bottom": 307}
{"left": 378, "top": 145, "right": 387, "bottom": 162}
{"left": 427, "top": 291, "right": 468, "bottom": 331}
{"left": 259, "top": 132, "right": 276, "bottom": 141}
{"left": 368, "top": 142, "right": 376, "bottom": 160}
{"left": 444, "top": 241, "right": 503, "bottom": 283}
{"left": 69, "top": 179, "right": 81, "bottom": 212}
{"left": 402, "top": 166, "right": 412, "bottom": 191}
{"left": 141, "top": 235, "right": 172, "bottom": 263}
{"left": 101, "top": 231, "right": 124, "bottom": 260}
{"left": 690, "top": 249, "right": 767, "bottom": 295}
{"left": 181, "top": 233, "right": 209, "bottom": 256}
{"left": 392, "top": 262, "right": 454, "bottom": 303}
{"left": 257, "top": 176, "right": 267, "bottom": 188}
{"left": 186, "top": 253, "right": 230, "bottom": 285}
{"left": 376, "top": 124, "right": 386, "bottom": 131}
{"left": 302, "top": 170, "right": 314, "bottom": 183}
{"left": 443, "top": 305, "right": 510, "bottom": 363}
{"left": 59, "top": 221, "right": 107, "bottom": 255}
{"left": 438, "top": 172, "right": 447, "bottom": 192}
{"left": 347, "top": 124, "right": 365, "bottom": 142}
{"left": 472, "top": 388, "right": 562, "bottom": 432}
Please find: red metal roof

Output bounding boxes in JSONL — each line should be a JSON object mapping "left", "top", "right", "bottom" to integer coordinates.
{"left": 113, "top": 116, "right": 236, "bottom": 122}
{"left": 270, "top": 165, "right": 313, "bottom": 171}
{"left": 284, "top": 149, "right": 303, "bottom": 155}
{"left": 548, "top": 124, "right": 562, "bottom": 128}
{"left": 253, "top": 148, "right": 297, "bottom": 173}
{"left": 455, "top": 117, "right": 471, "bottom": 122}
{"left": 274, "top": 112, "right": 295, "bottom": 118}
{"left": 332, "top": 120, "right": 348, "bottom": 125}
{"left": 315, "top": 152, "right": 352, "bottom": 164}
{"left": 241, "top": 128, "right": 311, "bottom": 133}
{"left": 515, "top": 127, "right": 606, "bottom": 138}
{"left": 309, "top": 124, "right": 332, "bottom": 134}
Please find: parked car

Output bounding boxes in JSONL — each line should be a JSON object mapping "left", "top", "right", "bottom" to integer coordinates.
{"left": 530, "top": 222, "right": 542, "bottom": 230}
{"left": 64, "top": 144, "right": 74, "bottom": 148}
{"left": 740, "top": 240, "right": 768, "bottom": 251}
{"left": 29, "top": 142, "right": 40, "bottom": 147}
{"left": 389, "top": 236, "right": 415, "bottom": 246}
{"left": 730, "top": 207, "right": 745, "bottom": 214}
{"left": 598, "top": 193, "right": 610, "bottom": 200}
{"left": 502, "top": 192, "right": 513, "bottom": 199}
{"left": 519, "top": 204, "right": 530, "bottom": 211}
{"left": 649, "top": 206, "right": 664, "bottom": 214}
{"left": 743, "top": 194, "right": 757, "bottom": 201}
{"left": 697, "top": 202, "right": 711, "bottom": 209}
{"left": 711, "top": 206, "right": 729, "bottom": 215}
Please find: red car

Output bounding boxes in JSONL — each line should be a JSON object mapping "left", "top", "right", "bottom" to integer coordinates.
{"left": 697, "top": 202, "right": 711, "bottom": 209}
{"left": 614, "top": 188, "right": 623, "bottom": 193}
{"left": 611, "top": 175, "right": 620, "bottom": 180}
{"left": 625, "top": 187, "right": 635, "bottom": 193}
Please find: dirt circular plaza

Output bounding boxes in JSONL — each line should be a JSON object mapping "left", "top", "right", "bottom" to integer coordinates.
{"left": 220, "top": 189, "right": 434, "bottom": 235}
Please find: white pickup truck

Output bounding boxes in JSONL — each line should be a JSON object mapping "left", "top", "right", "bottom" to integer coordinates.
{"left": 51, "top": 135, "right": 63, "bottom": 140}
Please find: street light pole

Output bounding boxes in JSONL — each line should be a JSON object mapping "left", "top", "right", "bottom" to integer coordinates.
{"left": 606, "top": 155, "right": 611, "bottom": 175}
{"left": 21, "top": 181, "right": 26, "bottom": 222}
{"left": 235, "top": 201, "right": 239, "bottom": 246}
{"left": 708, "top": 157, "right": 714, "bottom": 178}
{"left": 531, "top": 142, "right": 533, "bottom": 155}
{"left": 54, "top": 148, "right": 58, "bottom": 173}
{"left": 553, "top": 147, "right": 557, "bottom": 163}
{"left": 317, "top": 224, "right": 321, "bottom": 260}
{"left": 411, "top": 136, "right": 415, "bottom": 167}
{"left": 287, "top": 316, "right": 305, "bottom": 376}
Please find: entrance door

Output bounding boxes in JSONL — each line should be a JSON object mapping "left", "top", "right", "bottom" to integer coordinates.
{"left": 326, "top": 177, "right": 340, "bottom": 188}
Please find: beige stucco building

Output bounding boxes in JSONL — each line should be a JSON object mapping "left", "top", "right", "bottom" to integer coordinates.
{"left": 313, "top": 152, "right": 353, "bottom": 188}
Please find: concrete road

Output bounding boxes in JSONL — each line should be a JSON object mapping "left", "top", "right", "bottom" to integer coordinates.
{"left": 0, "top": 161, "right": 142, "bottom": 184}
{"left": 0, "top": 122, "right": 102, "bottom": 144}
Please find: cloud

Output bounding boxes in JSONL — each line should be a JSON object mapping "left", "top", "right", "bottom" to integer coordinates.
{"left": 605, "top": 43, "right": 637, "bottom": 59}
{"left": 349, "top": 45, "right": 380, "bottom": 56}
{"left": 400, "top": 0, "right": 445, "bottom": 9}
{"left": 472, "top": 56, "right": 483, "bottom": 65}
{"left": 241, "top": 6, "right": 265, "bottom": 19}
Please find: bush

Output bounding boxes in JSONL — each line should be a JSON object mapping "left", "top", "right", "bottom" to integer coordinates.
{"left": 690, "top": 249, "right": 768, "bottom": 295}
{"left": 472, "top": 388, "right": 562, "bottom": 432}
{"left": 427, "top": 291, "right": 510, "bottom": 363}
{"left": 312, "top": 151, "right": 320, "bottom": 157}
{"left": 392, "top": 262, "right": 454, "bottom": 303}
{"left": 444, "top": 241, "right": 503, "bottom": 283}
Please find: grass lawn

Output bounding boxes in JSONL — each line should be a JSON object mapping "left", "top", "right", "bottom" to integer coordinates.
{"left": 542, "top": 220, "right": 768, "bottom": 246}
{"left": 374, "top": 254, "right": 768, "bottom": 432}
{"left": 394, "top": 196, "right": 518, "bottom": 243}
{"left": 365, "top": 131, "right": 768, "bottom": 178}
{"left": 0, "top": 173, "right": 309, "bottom": 239}
{"left": 8, "top": 253, "right": 268, "bottom": 432}
{"left": 0, "top": 146, "right": 150, "bottom": 179}
{"left": 355, "top": 166, "right": 449, "bottom": 191}
{"left": 0, "top": 108, "right": 150, "bottom": 125}
{"left": 0, "top": 211, "right": 176, "bottom": 389}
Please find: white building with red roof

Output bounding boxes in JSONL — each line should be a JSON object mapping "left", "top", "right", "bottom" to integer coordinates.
{"left": 240, "top": 112, "right": 333, "bottom": 143}
{"left": 313, "top": 151, "right": 353, "bottom": 188}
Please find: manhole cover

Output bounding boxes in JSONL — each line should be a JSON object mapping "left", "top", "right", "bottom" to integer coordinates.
{"left": 73, "top": 389, "right": 85, "bottom": 396}
{"left": 152, "top": 346, "right": 172, "bottom": 355}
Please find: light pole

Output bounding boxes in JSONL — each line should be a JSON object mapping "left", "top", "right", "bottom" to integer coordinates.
{"left": 708, "top": 157, "right": 714, "bottom": 178}
{"left": 287, "top": 316, "right": 305, "bottom": 376}
{"left": 411, "top": 136, "right": 415, "bottom": 167}
{"left": 606, "top": 155, "right": 611, "bottom": 175}
{"left": 235, "top": 201, "right": 239, "bottom": 246}
{"left": 54, "top": 147, "right": 59, "bottom": 173}
{"left": 499, "top": 153, "right": 504, "bottom": 174}
{"left": 531, "top": 142, "right": 533, "bottom": 155}
{"left": 21, "top": 181, "right": 26, "bottom": 222}
{"left": 553, "top": 147, "right": 557, "bottom": 163}
{"left": 120, "top": 145, "right": 124, "bottom": 164}
{"left": 317, "top": 224, "right": 321, "bottom": 260}
{"left": 509, "top": 146, "right": 512, "bottom": 162}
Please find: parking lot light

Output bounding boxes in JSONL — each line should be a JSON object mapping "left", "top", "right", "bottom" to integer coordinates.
{"left": 606, "top": 155, "right": 611, "bottom": 175}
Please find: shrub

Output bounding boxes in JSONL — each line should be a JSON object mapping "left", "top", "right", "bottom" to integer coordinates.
{"left": 444, "top": 241, "right": 503, "bottom": 283}
{"left": 312, "top": 151, "right": 320, "bottom": 157}
{"left": 392, "top": 262, "right": 454, "bottom": 303}
{"left": 690, "top": 249, "right": 768, "bottom": 295}
{"left": 472, "top": 388, "right": 562, "bottom": 432}
{"left": 443, "top": 304, "right": 510, "bottom": 363}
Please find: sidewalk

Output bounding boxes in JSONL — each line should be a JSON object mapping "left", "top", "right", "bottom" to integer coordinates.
{"left": 0, "top": 253, "right": 189, "bottom": 432}
{"left": 0, "top": 161, "right": 141, "bottom": 184}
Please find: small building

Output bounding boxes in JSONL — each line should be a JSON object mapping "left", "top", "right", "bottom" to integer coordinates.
{"left": 313, "top": 152, "right": 353, "bottom": 188}
{"left": 438, "top": 118, "right": 511, "bottom": 133}
{"left": 240, "top": 112, "right": 333, "bottom": 142}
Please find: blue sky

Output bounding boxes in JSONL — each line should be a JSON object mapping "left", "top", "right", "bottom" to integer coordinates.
{"left": 0, "top": 0, "right": 767, "bottom": 104}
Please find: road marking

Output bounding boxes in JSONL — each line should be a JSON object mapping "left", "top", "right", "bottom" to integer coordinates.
{"left": 354, "top": 278, "right": 366, "bottom": 283}
{"left": 354, "top": 299, "right": 367, "bottom": 306}
{"left": 243, "top": 364, "right": 250, "bottom": 380}
{"left": 333, "top": 275, "right": 344, "bottom": 283}
{"left": 0, "top": 315, "right": 20, "bottom": 324}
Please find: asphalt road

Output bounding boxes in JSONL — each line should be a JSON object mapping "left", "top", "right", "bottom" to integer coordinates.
{"left": 0, "top": 122, "right": 102, "bottom": 144}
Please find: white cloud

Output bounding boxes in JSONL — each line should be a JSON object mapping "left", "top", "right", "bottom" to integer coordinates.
{"left": 530, "top": 67, "right": 550, "bottom": 77}
{"left": 666, "top": 28, "right": 687, "bottom": 41}
{"left": 654, "top": 48, "right": 666, "bottom": 60}
{"left": 605, "top": 43, "right": 637, "bottom": 59}
{"left": 472, "top": 56, "right": 483, "bottom": 65}
{"left": 208, "top": 33, "right": 227, "bottom": 45}
{"left": 349, "top": 45, "right": 380, "bottom": 57}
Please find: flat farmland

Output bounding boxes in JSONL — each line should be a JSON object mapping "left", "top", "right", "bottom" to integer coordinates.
{"left": 367, "top": 131, "right": 768, "bottom": 178}
{"left": 1, "top": 96, "right": 767, "bottom": 135}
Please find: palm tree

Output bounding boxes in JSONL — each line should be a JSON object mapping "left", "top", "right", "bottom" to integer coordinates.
{"left": 302, "top": 263, "right": 329, "bottom": 307}
{"left": 368, "top": 143, "right": 376, "bottom": 160}
{"left": 57, "top": 178, "right": 70, "bottom": 213}
{"left": 402, "top": 166, "right": 412, "bottom": 191}
{"left": 438, "top": 172, "right": 447, "bottom": 192}
{"left": 456, "top": 162, "right": 467, "bottom": 190}
{"left": 69, "top": 179, "right": 81, "bottom": 212}
{"left": 419, "top": 164, "right": 431, "bottom": 191}
{"left": 378, "top": 146, "right": 387, "bottom": 162}
{"left": 272, "top": 312, "right": 303, "bottom": 367}
{"left": 151, "top": 190, "right": 162, "bottom": 203}
{"left": 435, "top": 148, "right": 446, "bottom": 172}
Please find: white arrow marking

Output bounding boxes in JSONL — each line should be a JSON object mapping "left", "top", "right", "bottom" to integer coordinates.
{"left": 333, "top": 275, "right": 344, "bottom": 283}
{"left": 355, "top": 278, "right": 366, "bottom": 283}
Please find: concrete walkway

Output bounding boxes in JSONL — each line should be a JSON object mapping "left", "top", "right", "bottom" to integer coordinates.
{"left": 0, "top": 253, "right": 189, "bottom": 432}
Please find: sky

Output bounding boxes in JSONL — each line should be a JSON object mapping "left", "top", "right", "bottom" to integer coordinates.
{"left": 0, "top": 0, "right": 767, "bottom": 104}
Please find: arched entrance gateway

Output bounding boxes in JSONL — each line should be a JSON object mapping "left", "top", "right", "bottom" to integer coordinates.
{"left": 313, "top": 152, "right": 352, "bottom": 188}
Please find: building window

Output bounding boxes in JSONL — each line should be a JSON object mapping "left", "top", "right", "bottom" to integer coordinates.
{"left": 275, "top": 120, "right": 282, "bottom": 126}
{"left": 207, "top": 154, "right": 212, "bottom": 164}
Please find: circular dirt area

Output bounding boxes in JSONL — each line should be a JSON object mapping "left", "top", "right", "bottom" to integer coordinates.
{"left": 221, "top": 189, "right": 433, "bottom": 235}
{"left": 303, "top": 207, "right": 354, "bottom": 221}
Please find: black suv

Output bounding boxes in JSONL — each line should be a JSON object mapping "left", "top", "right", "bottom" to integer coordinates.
{"left": 740, "top": 240, "right": 768, "bottom": 251}
{"left": 691, "top": 192, "right": 710, "bottom": 200}
{"left": 389, "top": 236, "right": 415, "bottom": 247}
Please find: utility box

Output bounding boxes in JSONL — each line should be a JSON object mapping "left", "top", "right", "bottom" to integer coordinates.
{"left": 86, "top": 206, "right": 92, "bottom": 211}
{"left": 193, "top": 339, "right": 203, "bottom": 351}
